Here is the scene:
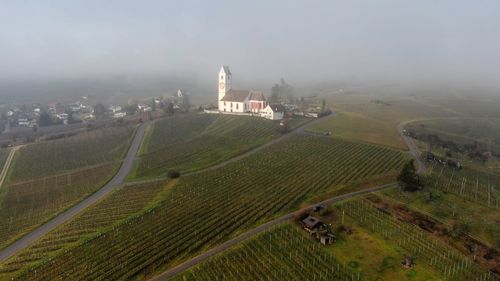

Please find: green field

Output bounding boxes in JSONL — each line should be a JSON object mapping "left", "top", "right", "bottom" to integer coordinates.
{"left": 173, "top": 223, "right": 357, "bottom": 281}
{"left": 0, "top": 162, "right": 119, "bottom": 250}
{"left": 0, "top": 180, "right": 173, "bottom": 280}
{"left": 8, "top": 125, "right": 135, "bottom": 182}
{"left": 307, "top": 111, "right": 406, "bottom": 149}
{"left": 334, "top": 198, "right": 495, "bottom": 281}
{"left": 132, "top": 114, "right": 290, "bottom": 178}
{"left": 8, "top": 134, "right": 406, "bottom": 280}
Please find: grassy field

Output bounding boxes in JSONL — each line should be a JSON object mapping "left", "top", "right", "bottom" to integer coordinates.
{"left": 173, "top": 223, "right": 357, "bottom": 281}
{"left": 334, "top": 198, "right": 495, "bottom": 281}
{"left": 307, "top": 111, "right": 406, "bottom": 149}
{"left": 10, "top": 134, "right": 407, "bottom": 280}
{"left": 305, "top": 94, "right": 460, "bottom": 150}
{"left": 8, "top": 125, "right": 135, "bottom": 182}
{"left": 131, "top": 114, "right": 300, "bottom": 178}
{"left": 0, "top": 180, "right": 174, "bottom": 280}
{"left": 0, "top": 162, "right": 119, "bottom": 250}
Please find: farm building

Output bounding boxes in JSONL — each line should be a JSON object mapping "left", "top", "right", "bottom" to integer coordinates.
{"left": 301, "top": 215, "right": 336, "bottom": 245}
{"left": 260, "top": 104, "right": 285, "bottom": 120}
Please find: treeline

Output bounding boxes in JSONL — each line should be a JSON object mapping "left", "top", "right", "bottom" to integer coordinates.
{"left": 408, "top": 131, "right": 499, "bottom": 162}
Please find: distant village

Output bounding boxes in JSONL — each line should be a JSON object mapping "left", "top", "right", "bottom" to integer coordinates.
{"left": 0, "top": 66, "right": 331, "bottom": 145}
{"left": 0, "top": 89, "right": 191, "bottom": 134}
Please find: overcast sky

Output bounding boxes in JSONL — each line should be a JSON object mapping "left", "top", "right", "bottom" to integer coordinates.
{"left": 1, "top": 0, "right": 500, "bottom": 88}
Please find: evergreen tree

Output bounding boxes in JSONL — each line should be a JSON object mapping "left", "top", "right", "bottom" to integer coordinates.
{"left": 397, "top": 159, "right": 420, "bottom": 191}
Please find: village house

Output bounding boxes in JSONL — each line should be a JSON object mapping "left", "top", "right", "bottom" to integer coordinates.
{"left": 217, "top": 66, "right": 283, "bottom": 119}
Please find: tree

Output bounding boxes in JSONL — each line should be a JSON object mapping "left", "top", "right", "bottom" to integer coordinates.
{"left": 167, "top": 170, "right": 180, "bottom": 179}
{"left": 397, "top": 160, "right": 421, "bottom": 191}
{"left": 93, "top": 104, "right": 106, "bottom": 119}
{"left": 182, "top": 94, "right": 191, "bottom": 112}
{"left": 163, "top": 101, "right": 174, "bottom": 116}
{"left": 38, "top": 112, "right": 52, "bottom": 127}
{"left": 271, "top": 84, "right": 280, "bottom": 103}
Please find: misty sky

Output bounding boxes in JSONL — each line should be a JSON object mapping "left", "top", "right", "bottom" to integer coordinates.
{"left": 1, "top": 0, "right": 500, "bottom": 87}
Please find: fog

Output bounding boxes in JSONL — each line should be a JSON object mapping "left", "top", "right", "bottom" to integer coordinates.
{"left": 1, "top": 0, "right": 500, "bottom": 95}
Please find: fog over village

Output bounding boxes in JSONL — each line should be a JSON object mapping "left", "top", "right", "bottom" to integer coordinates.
{"left": 0, "top": 1, "right": 500, "bottom": 281}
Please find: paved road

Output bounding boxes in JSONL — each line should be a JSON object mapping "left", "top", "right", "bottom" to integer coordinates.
{"left": 150, "top": 182, "right": 397, "bottom": 281}
{"left": 0, "top": 146, "right": 20, "bottom": 189}
{"left": 0, "top": 122, "right": 149, "bottom": 262}
{"left": 397, "top": 121, "right": 426, "bottom": 174}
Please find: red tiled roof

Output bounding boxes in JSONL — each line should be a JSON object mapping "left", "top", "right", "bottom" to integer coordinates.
{"left": 248, "top": 91, "right": 266, "bottom": 101}
{"left": 220, "top": 90, "right": 250, "bottom": 102}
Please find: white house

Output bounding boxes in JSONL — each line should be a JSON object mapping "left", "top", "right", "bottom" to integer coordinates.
{"left": 217, "top": 66, "right": 267, "bottom": 114}
{"left": 261, "top": 104, "right": 285, "bottom": 120}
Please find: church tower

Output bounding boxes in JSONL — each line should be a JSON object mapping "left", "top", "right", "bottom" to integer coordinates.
{"left": 218, "top": 66, "right": 232, "bottom": 102}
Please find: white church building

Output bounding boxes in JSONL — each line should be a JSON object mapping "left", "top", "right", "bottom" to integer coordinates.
{"left": 217, "top": 66, "right": 283, "bottom": 120}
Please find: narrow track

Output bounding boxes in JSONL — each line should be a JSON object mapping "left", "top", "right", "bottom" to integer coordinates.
{"left": 149, "top": 183, "right": 397, "bottom": 281}
{"left": 0, "top": 146, "right": 20, "bottom": 189}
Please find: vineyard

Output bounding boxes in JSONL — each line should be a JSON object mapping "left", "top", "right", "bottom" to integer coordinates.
{"left": 8, "top": 125, "right": 135, "bottom": 182}
{"left": 9, "top": 134, "right": 407, "bottom": 280}
{"left": 381, "top": 167, "right": 500, "bottom": 249}
{"left": 0, "top": 162, "right": 120, "bottom": 250}
{"left": 133, "top": 114, "right": 285, "bottom": 178}
{"left": 172, "top": 223, "right": 357, "bottom": 281}
{"left": 426, "top": 164, "right": 500, "bottom": 208}
{"left": 0, "top": 180, "right": 171, "bottom": 280}
{"left": 336, "top": 198, "right": 499, "bottom": 281}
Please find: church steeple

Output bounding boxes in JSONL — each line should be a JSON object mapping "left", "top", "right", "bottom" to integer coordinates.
{"left": 218, "top": 66, "right": 232, "bottom": 101}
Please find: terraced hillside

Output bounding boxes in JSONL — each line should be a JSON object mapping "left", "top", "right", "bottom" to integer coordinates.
{"left": 133, "top": 114, "right": 288, "bottom": 178}
{"left": 0, "top": 125, "right": 136, "bottom": 250}
{"left": 173, "top": 224, "right": 356, "bottom": 281}
{"left": 0, "top": 180, "right": 172, "bottom": 280}
{"left": 10, "top": 134, "right": 407, "bottom": 280}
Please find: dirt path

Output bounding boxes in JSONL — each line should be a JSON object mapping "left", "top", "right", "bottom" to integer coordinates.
{"left": 149, "top": 183, "right": 397, "bottom": 281}
{"left": 0, "top": 146, "right": 21, "bottom": 189}
{"left": 397, "top": 120, "right": 426, "bottom": 174}
{"left": 0, "top": 122, "right": 149, "bottom": 262}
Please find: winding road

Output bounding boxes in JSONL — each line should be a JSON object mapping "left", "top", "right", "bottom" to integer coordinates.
{"left": 0, "top": 122, "right": 149, "bottom": 262}
{"left": 397, "top": 121, "right": 426, "bottom": 174}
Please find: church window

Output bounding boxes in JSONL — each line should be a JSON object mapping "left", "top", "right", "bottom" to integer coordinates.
{"left": 224, "top": 101, "right": 226, "bottom": 106}
{"left": 221, "top": 75, "right": 223, "bottom": 80}
{"left": 236, "top": 103, "right": 239, "bottom": 110}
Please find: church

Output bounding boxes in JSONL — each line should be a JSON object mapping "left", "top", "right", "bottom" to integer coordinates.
{"left": 217, "top": 66, "right": 283, "bottom": 120}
